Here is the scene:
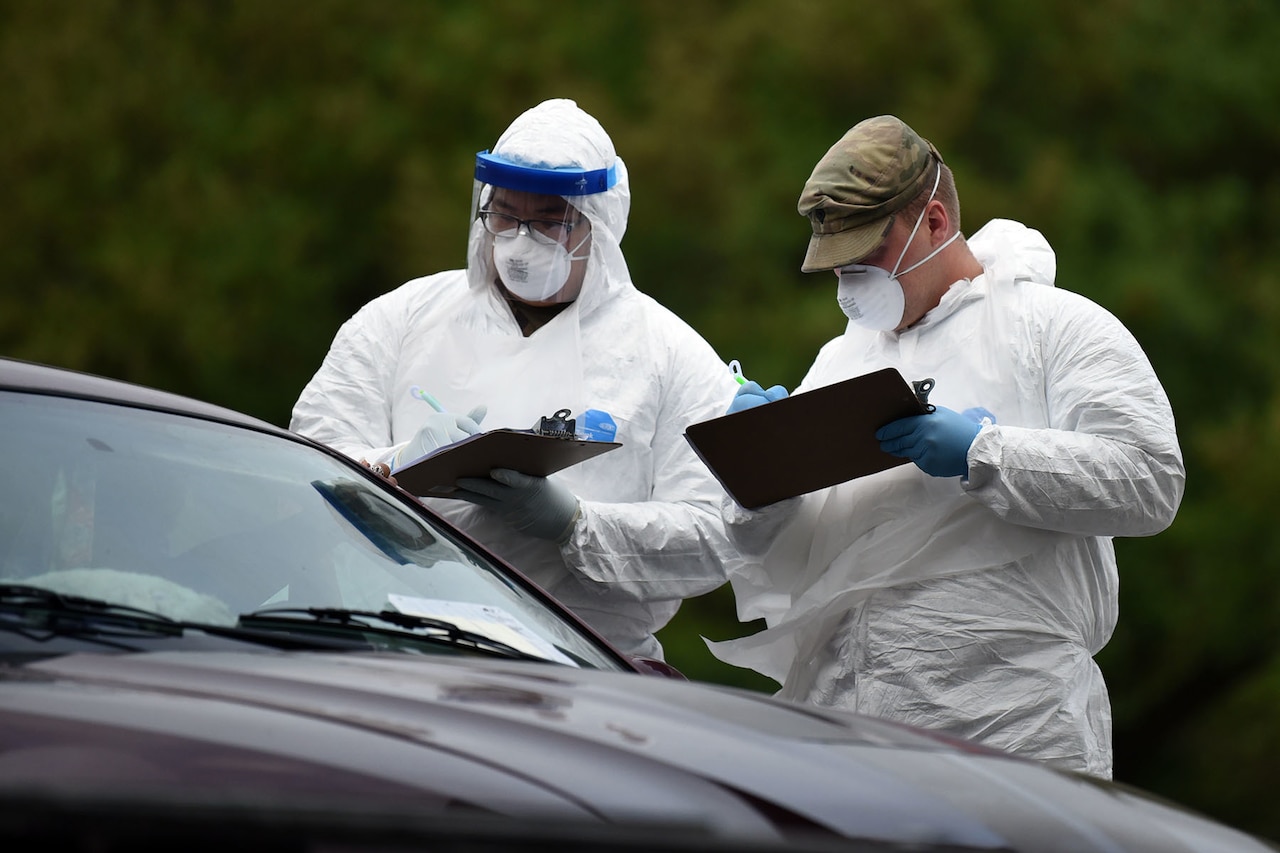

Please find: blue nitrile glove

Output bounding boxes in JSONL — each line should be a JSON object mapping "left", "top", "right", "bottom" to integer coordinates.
{"left": 726, "top": 381, "right": 790, "bottom": 414}
{"left": 396, "top": 405, "right": 487, "bottom": 466}
{"left": 453, "top": 468, "right": 581, "bottom": 542}
{"left": 961, "top": 406, "right": 997, "bottom": 426}
{"left": 875, "top": 406, "right": 982, "bottom": 478}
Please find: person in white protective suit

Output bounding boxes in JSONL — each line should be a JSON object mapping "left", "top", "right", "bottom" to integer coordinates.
{"left": 708, "top": 115, "right": 1185, "bottom": 778}
{"left": 291, "top": 99, "right": 739, "bottom": 660}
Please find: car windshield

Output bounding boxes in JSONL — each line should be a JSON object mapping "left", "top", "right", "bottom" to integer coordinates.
{"left": 0, "top": 390, "right": 623, "bottom": 670}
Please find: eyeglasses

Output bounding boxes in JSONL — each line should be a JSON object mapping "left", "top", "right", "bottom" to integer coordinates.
{"left": 478, "top": 210, "right": 579, "bottom": 245}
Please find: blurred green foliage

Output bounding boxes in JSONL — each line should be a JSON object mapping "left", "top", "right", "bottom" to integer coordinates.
{"left": 2, "top": 0, "right": 1278, "bottom": 841}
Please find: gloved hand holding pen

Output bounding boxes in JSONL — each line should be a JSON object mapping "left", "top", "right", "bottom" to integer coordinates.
{"left": 396, "top": 391, "right": 488, "bottom": 467}
{"left": 725, "top": 359, "right": 789, "bottom": 414}
{"left": 727, "top": 380, "right": 790, "bottom": 414}
{"left": 454, "top": 468, "right": 581, "bottom": 543}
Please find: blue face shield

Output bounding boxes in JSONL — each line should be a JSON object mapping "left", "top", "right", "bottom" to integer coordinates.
{"left": 470, "top": 151, "right": 619, "bottom": 304}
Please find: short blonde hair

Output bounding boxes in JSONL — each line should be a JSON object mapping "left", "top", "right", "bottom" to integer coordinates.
{"left": 899, "top": 160, "right": 961, "bottom": 234}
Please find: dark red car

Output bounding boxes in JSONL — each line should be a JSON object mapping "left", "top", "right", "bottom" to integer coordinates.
{"left": 0, "top": 357, "right": 1273, "bottom": 852}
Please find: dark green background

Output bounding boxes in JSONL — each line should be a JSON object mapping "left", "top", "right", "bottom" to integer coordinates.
{"left": 4, "top": 0, "right": 1277, "bottom": 841}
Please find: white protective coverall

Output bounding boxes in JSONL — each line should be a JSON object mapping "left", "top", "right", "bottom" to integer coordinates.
{"left": 708, "top": 219, "right": 1185, "bottom": 777}
{"left": 291, "top": 100, "right": 739, "bottom": 659}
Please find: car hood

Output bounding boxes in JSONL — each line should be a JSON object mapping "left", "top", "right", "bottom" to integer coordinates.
{"left": 0, "top": 651, "right": 1269, "bottom": 852}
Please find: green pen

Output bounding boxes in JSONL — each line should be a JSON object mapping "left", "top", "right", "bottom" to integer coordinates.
{"left": 409, "top": 385, "right": 446, "bottom": 412}
{"left": 728, "top": 359, "right": 748, "bottom": 386}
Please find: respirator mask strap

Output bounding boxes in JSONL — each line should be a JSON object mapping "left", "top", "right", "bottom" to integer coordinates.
{"left": 890, "top": 162, "right": 947, "bottom": 279}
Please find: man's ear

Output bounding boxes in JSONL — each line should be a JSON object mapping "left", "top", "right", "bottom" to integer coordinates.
{"left": 925, "top": 200, "right": 951, "bottom": 245}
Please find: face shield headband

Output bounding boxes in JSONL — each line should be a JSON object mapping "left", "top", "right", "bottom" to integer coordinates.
{"left": 475, "top": 150, "right": 618, "bottom": 196}
{"left": 470, "top": 150, "right": 620, "bottom": 241}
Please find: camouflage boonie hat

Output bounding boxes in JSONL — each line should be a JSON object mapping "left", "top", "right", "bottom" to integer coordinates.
{"left": 798, "top": 116, "right": 942, "bottom": 272}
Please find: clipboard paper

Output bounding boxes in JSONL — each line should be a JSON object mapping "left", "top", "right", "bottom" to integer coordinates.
{"left": 391, "top": 430, "right": 621, "bottom": 498}
{"left": 684, "top": 367, "right": 929, "bottom": 509}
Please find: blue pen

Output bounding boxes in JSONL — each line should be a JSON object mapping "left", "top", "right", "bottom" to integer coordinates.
{"left": 728, "top": 359, "right": 748, "bottom": 386}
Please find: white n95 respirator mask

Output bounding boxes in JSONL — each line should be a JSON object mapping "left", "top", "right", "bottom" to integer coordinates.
{"left": 493, "top": 232, "right": 589, "bottom": 303}
{"left": 836, "top": 265, "right": 907, "bottom": 331}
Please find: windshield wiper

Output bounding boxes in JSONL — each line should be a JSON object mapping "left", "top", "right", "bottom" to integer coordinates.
{"left": 237, "top": 607, "right": 553, "bottom": 663}
{"left": 0, "top": 584, "right": 360, "bottom": 652}
{"left": 0, "top": 584, "right": 183, "bottom": 647}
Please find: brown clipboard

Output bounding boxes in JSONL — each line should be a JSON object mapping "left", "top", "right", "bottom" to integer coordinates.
{"left": 391, "top": 430, "right": 621, "bottom": 498}
{"left": 684, "top": 367, "right": 931, "bottom": 509}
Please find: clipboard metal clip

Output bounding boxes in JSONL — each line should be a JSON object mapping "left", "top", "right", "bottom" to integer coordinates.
{"left": 912, "top": 378, "right": 937, "bottom": 413}
{"left": 533, "top": 408, "right": 577, "bottom": 439}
